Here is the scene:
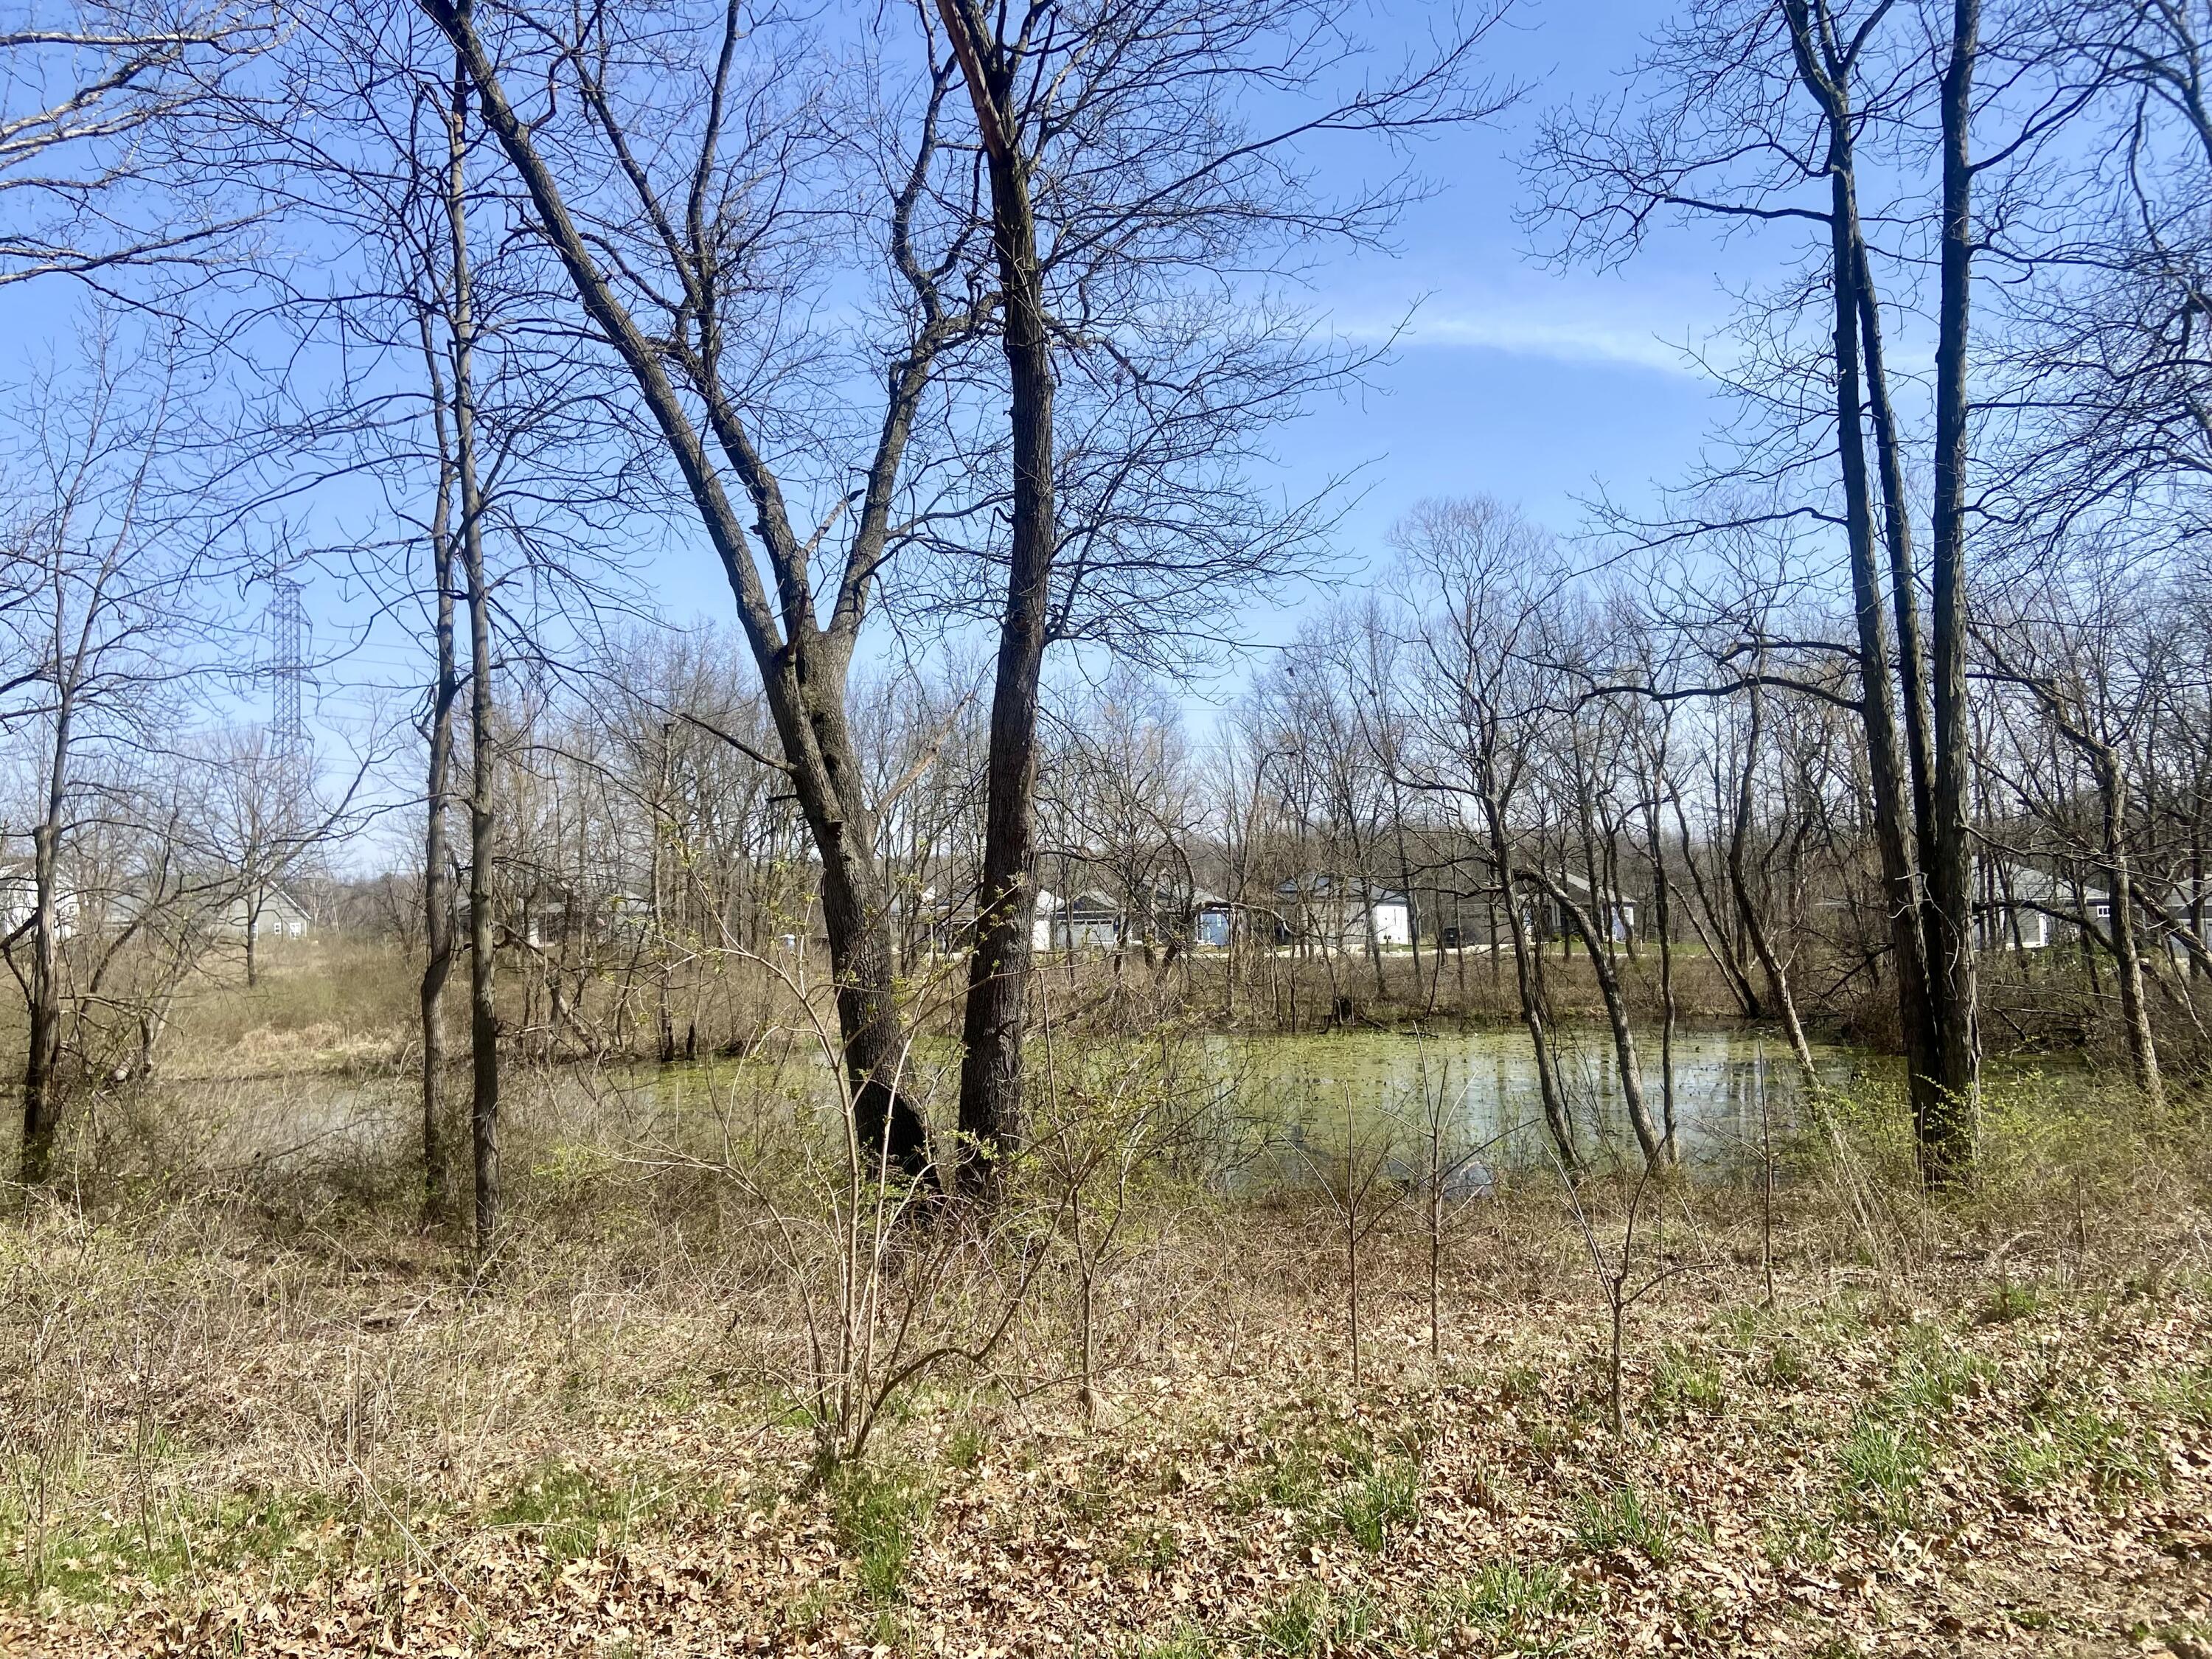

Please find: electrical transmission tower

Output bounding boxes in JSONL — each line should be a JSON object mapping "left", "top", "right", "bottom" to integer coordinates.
{"left": 265, "top": 576, "right": 310, "bottom": 804}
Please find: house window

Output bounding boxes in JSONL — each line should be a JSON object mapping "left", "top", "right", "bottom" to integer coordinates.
{"left": 2094, "top": 903, "right": 2111, "bottom": 921}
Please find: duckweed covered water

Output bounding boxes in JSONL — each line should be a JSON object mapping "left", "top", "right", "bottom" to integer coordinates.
{"left": 1196, "top": 1025, "right": 1860, "bottom": 1180}
{"left": 147, "top": 1021, "right": 1863, "bottom": 1186}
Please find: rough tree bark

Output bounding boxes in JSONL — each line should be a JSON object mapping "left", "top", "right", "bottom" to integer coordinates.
{"left": 1781, "top": 0, "right": 1952, "bottom": 1167}
{"left": 422, "top": 0, "right": 956, "bottom": 1180}
{"left": 1920, "top": 0, "right": 1983, "bottom": 1180}
{"left": 412, "top": 71, "right": 467, "bottom": 1225}
{"left": 441, "top": 75, "right": 502, "bottom": 1252}
{"left": 18, "top": 687, "right": 72, "bottom": 1186}
{"left": 938, "top": 0, "right": 1055, "bottom": 1192}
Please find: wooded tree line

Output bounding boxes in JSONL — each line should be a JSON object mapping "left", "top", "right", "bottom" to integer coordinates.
{"left": 4, "top": 0, "right": 2211, "bottom": 1232}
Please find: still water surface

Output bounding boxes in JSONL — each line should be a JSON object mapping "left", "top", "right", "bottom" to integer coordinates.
{"left": 189, "top": 1023, "right": 1865, "bottom": 1180}
{"left": 1199, "top": 1026, "right": 1861, "bottom": 1178}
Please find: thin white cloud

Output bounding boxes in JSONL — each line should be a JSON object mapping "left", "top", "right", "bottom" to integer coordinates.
{"left": 1329, "top": 276, "right": 1737, "bottom": 378}
{"left": 1398, "top": 308, "right": 1708, "bottom": 374}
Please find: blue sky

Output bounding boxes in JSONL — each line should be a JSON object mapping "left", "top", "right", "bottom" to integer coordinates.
{"left": 1, "top": 1, "right": 1750, "bottom": 748}
{"left": 1130, "top": 0, "right": 1741, "bottom": 668}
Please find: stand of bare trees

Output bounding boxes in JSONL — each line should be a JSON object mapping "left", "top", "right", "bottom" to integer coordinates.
{"left": 8, "top": 0, "right": 2212, "bottom": 1205}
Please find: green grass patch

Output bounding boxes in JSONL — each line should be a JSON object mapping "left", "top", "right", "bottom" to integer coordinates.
{"left": 1838, "top": 1413, "right": 1925, "bottom": 1529}
{"left": 1433, "top": 1559, "right": 1578, "bottom": 1634}
{"left": 1334, "top": 1457, "right": 1420, "bottom": 1551}
{"left": 1234, "top": 1439, "right": 1326, "bottom": 1515}
{"left": 1571, "top": 1483, "right": 1674, "bottom": 1563}
{"left": 1248, "top": 1584, "right": 1379, "bottom": 1658}
{"left": 1113, "top": 1518, "right": 1182, "bottom": 1574}
{"left": 1886, "top": 1329, "right": 1993, "bottom": 1419}
{"left": 1976, "top": 1282, "right": 2042, "bottom": 1325}
{"left": 1, "top": 1486, "right": 360, "bottom": 1607}
{"left": 1765, "top": 1340, "right": 1810, "bottom": 1388}
{"left": 489, "top": 1462, "right": 656, "bottom": 1564}
{"left": 1125, "top": 1627, "right": 1214, "bottom": 1659}
{"left": 1998, "top": 1402, "right": 2164, "bottom": 1500}
{"left": 1650, "top": 1343, "right": 1725, "bottom": 1416}
{"left": 2149, "top": 1363, "right": 2212, "bottom": 1427}
{"left": 1715, "top": 1304, "right": 1770, "bottom": 1348}
{"left": 829, "top": 1461, "right": 933, "bottom": 1606}
{"left": 942, "top": 1423, "right": 989, "bottom": 1472}
{"left": 1496, "top": 1364, "right": 1543, "bottom": 1405}
{"left": 1761, "top": 1505, "right": 1837, "bottom": 1569}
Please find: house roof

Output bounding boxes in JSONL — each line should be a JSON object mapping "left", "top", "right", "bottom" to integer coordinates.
{"left": 1276, "top": 874, "right": 1408, "bottom": 904}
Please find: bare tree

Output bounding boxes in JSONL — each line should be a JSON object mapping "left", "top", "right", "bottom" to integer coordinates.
{"left": 418, "top": 0, "right": 993, "bottom": 1179}
{"left": 1977, "top": 542, "right": 2176, "bottom": 1103}
{"left": 0, "top": 336, "right": 225, "bottom": 1183}
{"left": 0, "top": 0, "right": 276, "bottom": 291}
{"left": 928, "top": 0, "right": 1515, "bottom": 1190}
{"left": 1391, "top": 497, "right": 1579, "bottom": 1172}
{"left": 1530, "top": 0, "right": 2105, "bottom": 1181}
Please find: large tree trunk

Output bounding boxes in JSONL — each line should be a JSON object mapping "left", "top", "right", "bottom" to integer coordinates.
{"left": 1476, "top": 766, "right": 1575, "bottom": 1172}
{"left": 2099, "top": 761, "right": 2162, "bottom": 1106}
{"left": 1533, "top": 869, "right": 1666, "bottom": 1168}
{"left": 1784, "top": 0, "right": 1967, "bottom": 1183}
{"left": 416, "top": 116, "right": 464, "bottom": 1220}
{"left": 942, "top": 0, "right": 1054, "bottom": 1192}
{"left": 424, "top": 0, "right": 936, "bottom": 1181}
{"left": 1787, "top": 11, "right": 1946, "bottom": 1159}
{"left": 1919, "top": 0, "right": 1983, "bottom": 1180}
{"left": 790, "top": 656, "right": 934, "bottom": 1173}
{"left": 20, "top": 829, "right": 66, "bottom": 1186}
{"left": 445, "top": 80, "right": 501, "bottom": 1253}
{"left": 18, "top": 683, "right": 74, "bottom": 1186}
{"left": 1638, "top": 759, "right": 1681, "bottom": 1161}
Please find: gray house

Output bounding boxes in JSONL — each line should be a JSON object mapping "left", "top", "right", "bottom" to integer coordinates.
{"left": 225, "top": 885, "right": 315, "bottom": 942}
{"left": 1032, "top": 888, "right": 1124, "bottom": 950}
{"left": 1977, "top": 863, "right": 2202, "bottom": 956}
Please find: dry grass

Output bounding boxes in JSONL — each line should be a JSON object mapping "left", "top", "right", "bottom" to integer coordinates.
{"left": 1, "top": 1057, "right": 2208, "bottom": 1658}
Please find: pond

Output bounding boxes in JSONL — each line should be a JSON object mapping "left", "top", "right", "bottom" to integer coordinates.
{"left": 1192, "top": 1025, "right": 1865, "bottom": 1183}
{"left": 126, "top": 1020, "right": 1868, "bottom": 1188}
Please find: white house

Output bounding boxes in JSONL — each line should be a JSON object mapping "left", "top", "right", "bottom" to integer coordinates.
{"left": 0, "top": 861, "right": 77, "bottom": 942}
{"left": 1274, "top": 875, "right": 1412, "bottom": 952}
{"left": 1539, "top": 872, "right": 1635, "bottom": 944}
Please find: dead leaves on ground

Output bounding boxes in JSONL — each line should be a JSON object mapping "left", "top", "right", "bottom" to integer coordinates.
{"left": 4, "top": 1212, "right": 2211, "bottom": 1658}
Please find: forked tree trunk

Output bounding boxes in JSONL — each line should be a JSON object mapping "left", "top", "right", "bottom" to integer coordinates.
{"left": 1784, "top": 0, "right": 1972, "bottom": 1183}
{"left": 1919, "top": 0, "right": 1983, "bottom": 1180}
{"left": 1536, "top": 870, "right": 1666, "bottom": 1169}
{"left": 1729, "top": 681, "right": 1818, "bottom": 1083}
{"left": 426, "top": 0, "right": 938, "bottom": 1180}
{"left": 2089, "top": 746, "right": 2162, "bottom": 1105}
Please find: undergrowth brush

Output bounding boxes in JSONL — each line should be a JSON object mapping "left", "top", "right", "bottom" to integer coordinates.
{"left": 1, "top": 1061, "right": 2206, "bottom": 1656}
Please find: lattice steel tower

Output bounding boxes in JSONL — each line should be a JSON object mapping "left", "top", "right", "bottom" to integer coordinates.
{"left": 266, "top": 576, "right": 310, "bottom": 798}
